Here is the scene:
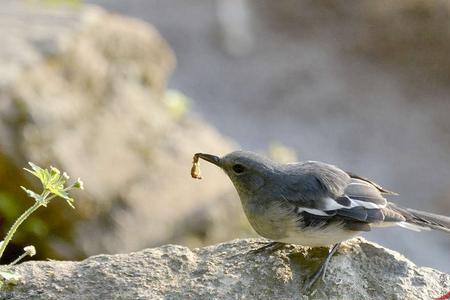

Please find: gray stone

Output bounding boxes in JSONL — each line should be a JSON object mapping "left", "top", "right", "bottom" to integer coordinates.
{"left": 1, "top": 238, "right": 449, "bottom": 299}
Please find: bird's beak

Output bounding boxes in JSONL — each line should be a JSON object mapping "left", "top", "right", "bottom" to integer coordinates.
{"left": 195, "top": 153, "right": 222, "bottom": 167}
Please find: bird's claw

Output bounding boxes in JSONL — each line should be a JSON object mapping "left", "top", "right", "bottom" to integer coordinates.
{"left": 246, "top": 241, "right": 285, "bottom": 256}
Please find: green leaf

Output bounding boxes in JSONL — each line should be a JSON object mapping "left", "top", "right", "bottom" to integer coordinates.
{"left": 23, "top": 162, "right": 81, "bottom": 208}
{"left": 65, "top": 198, "right": 75, "bottom": 209}
{"left": 24, "top": 162, "right": 49, "bottom": 184}
{"left": 0, "top": 270, "right": 21, "bottom": 285}
{"left": 73, "top": 178, "right": 84, "bottom": 190}
{"left": 20, "top": 187, "right": 44, "bottom": 203}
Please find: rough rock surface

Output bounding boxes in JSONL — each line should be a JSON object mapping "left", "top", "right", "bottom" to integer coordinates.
{"left": 0, "top": 2, "right": 244, "bottom": 260}
{"left": 1, "top": 238, "right": 449, "bottom": 300}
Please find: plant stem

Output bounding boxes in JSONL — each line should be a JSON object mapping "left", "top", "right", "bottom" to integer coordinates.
{"left": 0, "top": 201, "right": 42, "bottom": 261}
{"left": 8, "top": 252, "right": 28, "bottom": 266}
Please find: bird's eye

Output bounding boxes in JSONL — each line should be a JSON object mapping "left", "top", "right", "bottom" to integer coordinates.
{"left": 232, "top": 164, "right": 246, "bottom": 174}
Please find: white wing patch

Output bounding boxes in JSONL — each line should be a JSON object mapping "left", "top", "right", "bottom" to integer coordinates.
{"left": 397, "top": 222, "right": 430, "bottom": 232}
{"left": 297, "top": 194, "right": 386, "bottom": 217}
{"left": 323, "top": 197, "right": 346, "bottom": 210}
{"left": 350, "top": 199, "right": 382, "bottom": 209}
{"left": 297, "top": 207, "right": 330, "bottom": 216}
{"left": 323, "top": 196, "right": 386, "bottom": 210}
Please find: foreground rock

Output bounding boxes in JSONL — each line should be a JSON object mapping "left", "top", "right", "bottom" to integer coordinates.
{"left": 1, "top": 238, "right": 449, "bottom": 300}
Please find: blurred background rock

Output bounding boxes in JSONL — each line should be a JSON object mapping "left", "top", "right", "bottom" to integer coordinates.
{"left": 0, "top": 1, "right": 242, "bottom": 263}
{"left": 0, "top": 0, "right": 450, "bottom": 274}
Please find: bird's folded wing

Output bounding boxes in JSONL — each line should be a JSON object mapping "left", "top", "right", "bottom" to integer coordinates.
{"left": 282, "top": 162, "right": 402, "bottom": 224}
{"left": 345, "top": 171, "right": 398, "bottom": 195}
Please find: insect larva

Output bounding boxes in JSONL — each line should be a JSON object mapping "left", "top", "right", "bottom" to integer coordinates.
{"left": 191, "top": 153, "right": 202, "bottom": 179}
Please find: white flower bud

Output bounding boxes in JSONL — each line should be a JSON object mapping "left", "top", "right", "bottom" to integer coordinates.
{"left": 24, "top": 245, "right": 36, "bottom": 257}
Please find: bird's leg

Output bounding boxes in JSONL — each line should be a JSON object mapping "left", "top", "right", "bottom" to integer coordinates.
{"left": 302, "top": 243, "right": 340, "bottom": 291}
{"left": 247, "top": 241, "right": 286, "bottom": 255}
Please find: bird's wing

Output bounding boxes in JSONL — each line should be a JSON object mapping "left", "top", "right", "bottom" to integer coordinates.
{"left": 345, "top": 171, "right": 398, "bottom": 195}
{"left": 281, "top": 161, "right": 403, "bottom": 228}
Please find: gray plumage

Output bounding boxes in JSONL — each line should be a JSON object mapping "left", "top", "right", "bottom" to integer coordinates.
{"left": 196, "top": 150, "right": 450, "bottom": 246}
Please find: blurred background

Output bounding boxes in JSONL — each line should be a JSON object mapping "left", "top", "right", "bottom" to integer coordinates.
{"left": 1, "top": 0, "right": 450, "bottom": 273}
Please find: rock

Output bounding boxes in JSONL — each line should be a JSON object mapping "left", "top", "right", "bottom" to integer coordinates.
{"left": 0, "top": 2, "right": 242, "bottom": 261}
{"left": 1, "top": 238, "right": 449, "bottom": 299}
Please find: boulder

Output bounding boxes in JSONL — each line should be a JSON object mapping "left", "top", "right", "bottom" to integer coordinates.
{"left": 1, "top": 238, "right": 449, "bottom": 299}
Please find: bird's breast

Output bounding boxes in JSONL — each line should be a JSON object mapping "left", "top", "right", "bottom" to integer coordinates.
{"left": 240, "top": 196, "right": 299, "bottom": 241}
{"left": 277, "top": 222, "right": 360, "bottom": 247}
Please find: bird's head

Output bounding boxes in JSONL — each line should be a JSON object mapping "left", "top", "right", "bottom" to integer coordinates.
{"left": 194, "top": 151, "right": 278, "bottom": 197}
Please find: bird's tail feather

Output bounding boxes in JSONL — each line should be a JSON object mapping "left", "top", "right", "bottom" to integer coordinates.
{"left": 389, "top": 204, "right": 450, "bottom": 233}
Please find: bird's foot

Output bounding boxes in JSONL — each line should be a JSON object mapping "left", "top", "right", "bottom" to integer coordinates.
{"left": 302, "top": 263, "right": 326, "bottom": 292}
{"left": 247, "top": 241, "right": 285, "bottom": 256}
{"left": 301, "top": 243, "right": 340, "bottom": 293}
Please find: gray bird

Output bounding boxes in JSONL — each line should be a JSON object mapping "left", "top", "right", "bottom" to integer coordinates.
{"left": 193, "top": 150, "right": 450, "bottom": 290}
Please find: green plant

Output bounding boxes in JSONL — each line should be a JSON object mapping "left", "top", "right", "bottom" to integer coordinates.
{"left": 0, "top": 162, "right": 83, "bottom": 288}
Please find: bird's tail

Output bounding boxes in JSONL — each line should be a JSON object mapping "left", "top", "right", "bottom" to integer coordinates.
{"left": 389, "top": 204, "right": 450, "bottom": 233}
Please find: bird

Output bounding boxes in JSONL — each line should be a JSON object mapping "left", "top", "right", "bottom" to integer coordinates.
{"left": 191, "top": 150, "right": 450, "bottom": 290}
